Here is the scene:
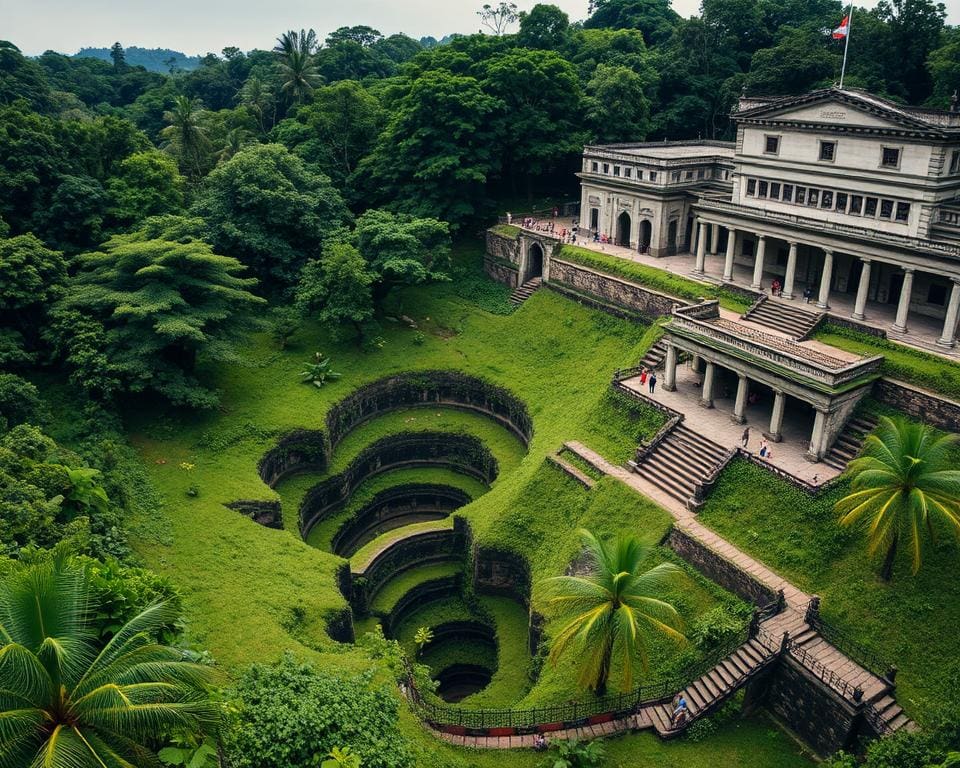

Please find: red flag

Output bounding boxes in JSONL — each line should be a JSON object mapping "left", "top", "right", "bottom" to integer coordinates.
{"left": 833, "top": 15, "right": 850, "bottom": 39}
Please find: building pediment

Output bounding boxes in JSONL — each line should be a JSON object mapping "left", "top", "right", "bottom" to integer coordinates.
{"left": 734, "top": 89, "right": 949, "bottom": 134}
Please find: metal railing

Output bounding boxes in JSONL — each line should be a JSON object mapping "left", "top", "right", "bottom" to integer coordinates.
{"left": 804, "top": 598, "right": 896, "bottom": 683}
{"left": 406, "top": 619, "right": 764, "bottom": 732}
{"left": 785, "top": 640, "right": 865, "bottom": 702}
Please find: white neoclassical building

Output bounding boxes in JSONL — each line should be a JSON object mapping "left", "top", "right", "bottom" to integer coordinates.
{"left": 577, "top": 88, "right": 960, "bottom": 348}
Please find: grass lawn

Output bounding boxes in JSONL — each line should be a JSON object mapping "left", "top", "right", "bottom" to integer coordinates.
{"left": 698, "top": 457, "right": 960, "bottom": 725}
{"left": 557, "top": 243, "right": 753, "bottom": 313}
{"left": 814, "top": 323, "right": 960, "bottom": 401}
{"left": 123, "top": 240, "right": 811, "bottom": 765}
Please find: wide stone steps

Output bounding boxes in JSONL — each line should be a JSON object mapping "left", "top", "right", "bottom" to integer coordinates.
{"left": 509, "top": 277, "right": 542, "bottom": 305}
{"left": 823, "top": 414, "right": 878, "bottom": 471}
{"left": 636, "top": 424, "right": 727, "bottom": 504}
{"left": 744, "top": 298, "right": 824, "bottom": 340}
{"left": 645, "top": 637, "right": 777, "bottom": 738}
{"left": 640, "top": 340, "right": 668, "bottom": 371}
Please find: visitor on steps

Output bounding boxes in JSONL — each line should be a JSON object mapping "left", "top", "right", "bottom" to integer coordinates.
{"left": 772, "top": 278, "right": 781, "bottom": 297}
{"left": 670, "top": 694, "right": 688, "bottom": 727}
{"left": 640, "top": 368, "right": 648, "bottom": 385}
{"left": 803, "top": 286, "right": 814, "bottom": 303}
{"left": 741, "top": 427, "right": 750, "bottom": 448}
{"left": 648, "top": 373, "right": 657, "bottom": 394}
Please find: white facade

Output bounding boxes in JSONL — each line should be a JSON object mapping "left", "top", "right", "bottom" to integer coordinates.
{"left": 577, "top": 88, "right": 960, "bottom": 347}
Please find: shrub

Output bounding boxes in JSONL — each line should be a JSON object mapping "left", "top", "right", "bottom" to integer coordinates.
{"left": 224, "top": 653, "right": 412, "bottom": 768}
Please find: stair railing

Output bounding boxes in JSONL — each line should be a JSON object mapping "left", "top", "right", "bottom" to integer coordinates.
{"left": 741, "top": 292, "right": 768, "bottom": 319}
{"left": 690, "top": 446, "right": 738, "bottom": 510}
{"left": 634, "top": 414, "right": 682, "bottom": 463}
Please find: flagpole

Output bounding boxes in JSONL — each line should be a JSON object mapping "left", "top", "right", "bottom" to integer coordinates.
{"left": 839, "top": 3, "right": 854, "bottom": 89}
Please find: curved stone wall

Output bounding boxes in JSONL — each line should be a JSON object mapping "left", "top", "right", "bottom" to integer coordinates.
{"left": 331, "top": 484, "right": 473, "bottom": 557}
{"left": 255, "top": 371, "right": 532, "bottom": 491}
{"left": 299, "top": 432, "right": 498, "bottom": 539}
{"left": 381, "top": 574, "right": 463, "bottom": 636}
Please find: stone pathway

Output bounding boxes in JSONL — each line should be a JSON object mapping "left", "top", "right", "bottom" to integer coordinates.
{"left": 351, "top": 518, "right": 455, "bottom": 575}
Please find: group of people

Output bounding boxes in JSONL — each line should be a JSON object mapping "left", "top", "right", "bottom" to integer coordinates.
{"left": 740, "top": 427, "right": 773, "bottom": 460}
{"left": 638, "top": 367, "right": 658, "bottom": 394}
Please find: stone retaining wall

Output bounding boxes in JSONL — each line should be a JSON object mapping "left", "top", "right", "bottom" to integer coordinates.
{"left": 225, "top": 499, "right": 283, "bottom": 529}
{"left": 873, "top": 378, "right": 960, "bottom": 434}
{"left": 484, "top": 255, "right": 520, "bottom": 288}
{"left": 548, "top": 259, "right": 682, "bottom": 320}
{"left": 665, "top": 527, "right": 777, "bottom": 607}
{"left": 473, "top": 546, "right": 532, "bottom": 607}
{"left": 486, "top": 230, "right": 521, "bottom": 267}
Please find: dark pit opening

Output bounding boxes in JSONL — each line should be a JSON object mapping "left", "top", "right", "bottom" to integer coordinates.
{"left": 435, "top": 664, "right": 495, "bottom": 703}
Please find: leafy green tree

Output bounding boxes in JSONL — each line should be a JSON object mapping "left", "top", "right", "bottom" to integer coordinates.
{"left": 927, "top": 26, "right": 960, "bottom": 107}
{"left": 106, "top": 150, "right": 186, "bottom": 227}
{"left": 160, "top": 95, "right": 211, "bottom": 179}
{"left": 746, "top": 24, "right": 838, "bottom": 95}
{"left": 0, "top": 372, "right": 45, "bottom": 430}
{"left": 543, "top": 528, "right": 687, "bottom": 693}
{"left": 272, "top": 81, "right": 384, "bottom": 195}
{"left": 480, "top": 49, "right": 585, "bottom": 196}
{"left": 224, "top": 653, "right": 411, "bottom": 768}
{"left": 0, "top": 103, "right": 62, "bottom": 232}
{"left": 478, "top": 2, "right": 520, "bottom": 35}
{"left": 518, "top": 4, "right": 573, "bottom": 50}
{"left": 193, "top": 143, "right": 348, "bottom": 288}
{"left": 0, "top": 40, "right": 52, "bottom": 111}
{"left": 585, "top": 63, "right": 652, "bottom": 142}
{"left": 57, "top": 218, "right": 265, "bottom": 408}
{"left": 584, "top": 0, "right": 680, "bottom": 46}
{"left": 110, "top": 41, "right": 126, "bottom": 69}
{"left": 836, "top": 416, "right": 960, "bottom": 581}
{"left": 356, "top": 70, "right": 501, "bottom": 228}
{"left": 874, "top": 0, "right": 947, "bottom": 103}
{"left": 539, "top": 737, "right": 606, "bottom": 768}
{"left": 0, "top": 233, "right": 66, "bottom": 356}
{"left": 239, "top": 75, "right": 277, "bottom": 134}
{"left": 0, "top": 550, "right": 221, "bottom": 768}
{"left": 33, "top": 173, "right": 108, "bottom": 251}
{"left": 274, "top": 29, "right": 322, "bottom": 105}
{"left": 297, "top": 245, "right": 374, "bottom": 340}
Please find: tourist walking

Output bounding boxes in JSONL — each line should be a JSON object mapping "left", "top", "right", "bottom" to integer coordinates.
{"left": 639, "top": 367, "right": 648, "bottom": 386}
{"left": 648, "top": 372, "right": 657, "bottom": 394}
{"left": 670, "top": 694, "right": 688, "bottom": 727}
{"left": 741, "top": 426, "right": 750, "bottom": 448}
{"left": 759, "top": 439, "right": 768, "bottom": 458}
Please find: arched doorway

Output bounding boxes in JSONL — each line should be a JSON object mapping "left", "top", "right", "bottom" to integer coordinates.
{"left": 639, "top": 220, "right": 652, "bottom": 253}
{"left": 589, "top": 208, "right": 599, "bottom": 232}
{"left": 526, "top": 242, "right": 544, "bottom": 282}
{"left": 616, "top": 212, "right": 631, "bottom": 246}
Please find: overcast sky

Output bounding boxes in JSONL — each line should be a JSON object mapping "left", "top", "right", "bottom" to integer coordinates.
{"left": 2, "top": 0, "right": 955, "bottom": 57}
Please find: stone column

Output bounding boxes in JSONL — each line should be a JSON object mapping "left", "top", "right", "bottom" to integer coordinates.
{"left": 937, "top": 279, "right": 960, "bottom": 348}
{"left": 732, "top": 374, "right": 749, "bottom": 424}
{"left": 782, "top": 242, "right": 798, "bottom": 300}
{"left": 751, "top": 235, "right": 767, "bottom": 290}
{"left": 816, "top": 249, "right": 834, "bottom": 309}
{"left": 808, "top": 408, "right": 828, "bottom": 461}
{"left": 663, "top": 343, "right": 678, "bottom": 392}
{"left": 690, "top": 354, "right": 701, "bottom": 374}
{"left": 767, "top": 390, "right": 785, "bottom": 442}
{"left": 709, "top": 223, "right": 720, "bottom": 256}
{"left": 699, "top": 361, "right": 716, "bottom": 408}
{"left": 694, "top": 221, "right": 708, "bottom": 274}
{"left": 892, "top": 267, "right": 915, "bottom": 333}
{"left": 852, "top": 258, "right": 872, "bottom": 321}
{"left": 723, "top": 228, "right": 737, "bottom": 282}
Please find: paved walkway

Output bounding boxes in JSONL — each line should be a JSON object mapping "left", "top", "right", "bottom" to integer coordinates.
{"left": 619, "top": 369, "right": 841, "bottom": 485}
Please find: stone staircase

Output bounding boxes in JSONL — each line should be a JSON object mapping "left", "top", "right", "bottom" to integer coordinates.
{"left": 743, "top": 297, "right": 825, "bottom": 340}
{"left": 640, "top": 339, "right": 668, "bottom": 370}
{"left": 645, "top": 633, "right": 780, "bottom": 738}
{"left": 634, "top": 424, "right": 727, "bottom": 505}
{"left": 509, "top": 277, "right": 542, "bottom": 305}
{"left": 822, "top": 414, "right": 878, "bottom": 471}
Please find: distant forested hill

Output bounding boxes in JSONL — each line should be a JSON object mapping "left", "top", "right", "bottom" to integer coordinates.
{"left": 74, "top": 46, "right": 202, "bottom": 72}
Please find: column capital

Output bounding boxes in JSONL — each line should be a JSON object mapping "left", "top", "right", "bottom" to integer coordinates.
{"left": 951, "top": 277, "right": 960, "bottom": 286}
{"left": 902, "top": 266, "right": 915, "bottom": 275}
{"left": 788, "top": 240, "right": 798, "bottom": 248}
{"left": 737, "top": 372, "right": 747, "bottom": 381}
{"left": 860, "top": 257, "right": 872, "bottom": 264}
{"left": 822, "top": 248, "right": 833, "bottom": 256}
{"left": 757, "top": 234, "right": 767, "bottom": 242}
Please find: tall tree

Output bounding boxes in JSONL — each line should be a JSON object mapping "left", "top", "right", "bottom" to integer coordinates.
{"left": 477, "top": 2, "right": 520, "bottom": 35}
{"left": 274, "top": 29, "right": 322, "bottom": 105}
{"left": 296, "top": 243, "right": 374, "bottom": 340}
{"left": 0, "top": 550, "right": 221, "bottom": 768}
{"left": 106, "top": 150, "right": 186, "bottom": 227}
{"left": 56, "top": 217, "right": 265, "bottom": 408}
{"left": 873, "top": 0, "right": 947, "bottom": 103}
{"left": 193, "top": 143, "right": 347, "bottom": 288}
{"left": 927, "top": 26, "right": 960, "bottom": 107}
{"left": 160, "top": 95, "right": 210, "bottom": 179}
{"left": 517, "top": 4, "right": 573, "bottom": 50}
{"left": 543, "top": 529, "right": 687, "bottom": 693}
{"left": 585, "top": 63, "right": 652, "bottom": 142}
{"left": 110, "top": 41, "right": 126, "bottom": 69}
{"left": 584, "top": 0, "right": 680, "bottom": 46}
{"left": 836, "top": 416, "right": 960, "bottom": 581}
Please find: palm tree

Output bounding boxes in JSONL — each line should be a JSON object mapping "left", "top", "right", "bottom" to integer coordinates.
{"left": 542, "top": 529, "right": 687, "bottom": 694}
{"left": 836, "top": 415, "right": 960, "bottom": 581}
{"left": 160, "top": 95, "right": 210, "bottom": 179}
{"left": 274, "top": 29, "right": 322, "bottom": 105}
{"left": 0, "top": 551, "right": 221, "bottom": 767}
{"left": 238, "top": 75, "right": 275, "bottom": 134}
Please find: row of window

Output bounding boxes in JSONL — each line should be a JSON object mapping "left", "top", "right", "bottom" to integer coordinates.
{"left": 588, "top": 160, "right": 731, "bottom": 184}
{"left": 744, "top": 177, "right": 911, "bottom": 223}
{"left": 763, "top": 135, "right": 903, "bottom": 169}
